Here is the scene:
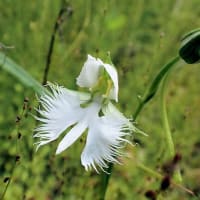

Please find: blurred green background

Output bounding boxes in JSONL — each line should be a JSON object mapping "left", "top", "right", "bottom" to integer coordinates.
{"left": 0, "top": 0, "right": 200, "bottom": 199}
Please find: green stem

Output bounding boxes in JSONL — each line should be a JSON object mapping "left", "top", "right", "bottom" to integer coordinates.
{"left": 160, "top": 75, "right": 175, "bottom": 157}
{"left": 133, "top": 101, "right": 144, "bottom": 120}
{"left": 0, "top": 162, "right": 17, "bottom": 200}
{"left": 137, "top": 162, "right": 162, "bottom": 179}
{"left": 160, "top": 68, "right": 182, "bottom": 182}
{"left": 100, "top": 56, "right": 180, "bottom": 199}
{"left": 100, "top": 164, "right": 113, "bottom": 200}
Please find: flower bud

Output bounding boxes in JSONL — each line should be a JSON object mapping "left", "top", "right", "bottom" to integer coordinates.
{"left": 179, "top": 29, "right": 200, "bottom": 64}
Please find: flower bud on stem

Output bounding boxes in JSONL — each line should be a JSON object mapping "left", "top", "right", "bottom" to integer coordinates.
{"left": 179, "top": 28, "right": 200, "bottom": 64}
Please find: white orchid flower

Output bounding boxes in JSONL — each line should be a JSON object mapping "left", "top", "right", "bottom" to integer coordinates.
{"left": 34, "top": 54, "right": 136, "bottom": 172}
{"left": 77, "top": 55, "right": 118, "bottom": 102}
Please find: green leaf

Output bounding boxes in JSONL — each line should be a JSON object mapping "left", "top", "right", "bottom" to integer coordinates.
{"left": 0, "top": 52, "right": 47, "bottom": 95}
{"left": 143, "top": 56, "right": 180, "bottom": 103}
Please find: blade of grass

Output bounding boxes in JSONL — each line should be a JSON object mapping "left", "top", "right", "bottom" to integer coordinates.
{"left": 0, "top": 52, "right": 48, "bottom": 95}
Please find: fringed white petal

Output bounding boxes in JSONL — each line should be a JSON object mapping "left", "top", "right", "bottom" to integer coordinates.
{"left": 103, "top": 63, "right": 119, "bottom": 102}
{"left": 102, "top": 102, "right": 133, "bottom": 129}
{"left": 81, "top": 103, "right": 132, "bottom": 172}
{"left": 34, "top": 84, "right": 88, "bottom": 149}
{"left": 76, "top": 55, "right": 103, "bottom": 88}
{"left": 103, "top": 102, "right": 145, "bottom": 135}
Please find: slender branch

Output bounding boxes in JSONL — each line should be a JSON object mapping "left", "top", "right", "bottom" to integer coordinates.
{"left": 160, "top": 67, "right": 182, "bottom": 182}
{"left": 42, "top": 5, "right": 73, "bottom": 85}
{"left": 0, "top": 162, "right": 17, "bottom": 200}
{"left": 160, "top": 73, "right": 175, "bottom": 157}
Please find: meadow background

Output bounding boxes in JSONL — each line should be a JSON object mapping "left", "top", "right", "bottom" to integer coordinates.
{"left": 0, "top": 0, "right": 200, "bottom": 199}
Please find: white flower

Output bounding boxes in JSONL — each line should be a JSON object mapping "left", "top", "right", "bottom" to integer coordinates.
{"left": 77, "top": 55, "right": 118, "bottom": 102}
{"left": 34, "top": 55, "right": 135, "bottom": 172}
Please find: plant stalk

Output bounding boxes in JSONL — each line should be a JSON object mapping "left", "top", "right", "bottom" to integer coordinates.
{"left": 160, "top": 67, "right": 182, "bottom": 182}
{"left": 100, "top": 56, "right": 180, "bottom": 199}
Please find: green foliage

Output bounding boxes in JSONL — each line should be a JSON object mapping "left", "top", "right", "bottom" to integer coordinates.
{"left": 0, "top": 52, "right": 46, "bottom": 95}
{"left": 0, "top": 0, "right": 200, "bottom": 199}
{"left": 142, "top": 56, "right": 180, "bottom": 104}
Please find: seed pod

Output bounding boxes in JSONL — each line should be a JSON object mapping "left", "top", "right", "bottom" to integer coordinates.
{"left": 145, "top": 190, "right": 157, "bottom": 200}
{"left": 173, "top": 153, "right": 182, "bottom": 164}
{"left": 15, "top": 116, "right": 21, "bottom": 123}
{"left": 179, "top": 29, "right": 200, "bottom": 64}
{"left": 18, "top": 132, "right": 22, "bottom": 139}
{"left": 15, "top": 155, "right": 20, "bottom": 162}
{"left": 160, "top": 175, "right": 171, "bottom": 191}
{"left": 3, "top": 177, "right": 10, "bottom": 183}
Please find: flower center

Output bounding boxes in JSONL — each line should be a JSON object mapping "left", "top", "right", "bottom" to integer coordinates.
{"left": 90, "top": 67, "right": 113, "bottom": 99}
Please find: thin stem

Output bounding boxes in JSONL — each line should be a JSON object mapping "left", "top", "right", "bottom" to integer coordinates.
{"left": 137, "top": 162, "right": 162, "bottom": 179}
{"left": 42, "top": 4, "right": 73, "bottom": 85}
{"left": 0, "top": 163, "right": 17, "bottom": 200}
{"left": 160, "top": 69, "right": 182, "bottom": 182}
{"left": 133, "top": 101, "right": 143, "bottom": 120}
{"left": 160, "top": 75, "right": 175, "bottom": 157}
{"left": 100, "top": 164, "right": 113, "bottom": 200}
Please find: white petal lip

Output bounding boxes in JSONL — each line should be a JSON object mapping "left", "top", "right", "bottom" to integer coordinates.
{"left": 81, "top": 105, "right": 131, "bottom": 172}
{"left": 34, "top": 84, "right": 87, "bottom": 148}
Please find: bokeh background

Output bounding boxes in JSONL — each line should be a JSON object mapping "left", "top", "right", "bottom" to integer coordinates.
{"left": 0, "top": 0, "right": 200, "bottom": 199}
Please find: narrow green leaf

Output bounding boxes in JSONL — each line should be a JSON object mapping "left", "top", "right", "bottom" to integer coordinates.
{"left": 143, "top": 56, "right": 180, "bottom": 103}
{"left": 0, "top": 52, "right": 47, "bottom": 95}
